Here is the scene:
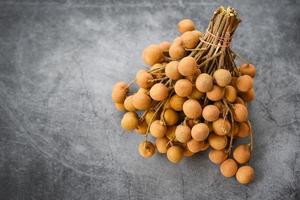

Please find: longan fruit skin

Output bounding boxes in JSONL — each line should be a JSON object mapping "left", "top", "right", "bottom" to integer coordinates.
{"left": 115, "top": 103, "right": 126, "bottom": 112}
{"left": 236, "top": 75, "right": 253, "bottom": 92}
{"left": 187, "top": 139, "right": 207, "bottom": 153}
{"left": 165, "top": 61, "right": 182, "bottom": 80}
{"left": 170, "top": 95, "right": 186, "bottom": 111}
{"left": 135, "top": 121, "right": 148, "bottom": 135}
{"left": 220, "top": 159, "right": 238, "bottom": 178}
{"left": 174, "top": 79, "right": 193, "bottom": 97}
{"left": 142, "top": 44, "right": 164, "bottom": 66}
{"left": 132, "top": 92, "right": 151, "bottom": 110}
{"left": 159, "top": 41, "right": 171, "bottom": 52}
{"left": 195, "top": 73, "right": 213, "bottom": 93}
{"left": 121, "top": 112, "right": 139, "bottom": 131}
{"left": 189, "top": 87, "right": 203, "bottom": 100}
{"left": 150, "top": 83, "right": 169, "bottom": 101}
{"left": 213, "top": 69, "right": 232, "bottom": 87}
{"left": 233, "top": 144, "right": 251, "bottom": 164}
{"left": 169, "top": 44, "right": 186, "bottom": 60}
{"left": 183, "top": 148, "right": 194, "bottom": 157}
{"left": 167, "top": 146, "right": 184, "bottom": 163}
{"left": 237, "top": 122, "right": 250, "bottom": 138}
{"left": 156, "top": 137, "right": 169, "bottom": 153}
{"left": 235, "top": 96, "right": 245, "bottom": 105}
{"left": 232, "top": 103, "right": 248, "bottom": 122}
{"left": 112, "top": 82, "right": 128, "bottom": 103}
{"left": 206, "top": 85, "right": 225, "bottom": 101}
{"left": 139, "top": 141, "right": 155, "bottom": 158}
{"left": 181, "top": 31, "right": 200, "bottom": 49}
{"left": 191, "top": 123, "right": 209, "bottom": 141}
{"left": 208, "top": 149, "right": 228, "bottom": 164}
{"left": 178, "top": 56, "right": 197, "bottom": 77}
{"left": 202, "top": 105, "right": 220, "bottom": 122}
{"left": 175, "top": 125, "right": 191, "bottom": 143}
{"left": 183, "top": 99, "right": 202, "bottom": 119}
{"left": 124, "top": 95, "right": 136, "bottom": 112}
{"left": 178, "top": 19, "right": 196, "bottom": 34}
{"left": 150, "top": 120, "right": 167, "bottom": 138}
{"left": 208, "top": 134, "right": 228, "bottom": 150}
{"left": 239, "top": 63, "right": 256, "bottom": 78}
{"left": 136, "top": 70, "right": 153, "bottom": 89}
{"left": 166, "top": 126, "right": 177, "bottom": 141}
{"left": 225, "top": 85, "right": 237, "bottom": 103}
{"left": 163, "top": 109, "right": 179, "bottom": 126}
{"left": 145, "top": 111, "right": 158, "bottom": 125}
{"left": 240, "top": 88, "right": 255, "bottom": 102}
{"left": 212, "top": 118, "right": 231, "bottom": 136}
{"left": 236, "top": 166, "right": 255, "bottom": 184}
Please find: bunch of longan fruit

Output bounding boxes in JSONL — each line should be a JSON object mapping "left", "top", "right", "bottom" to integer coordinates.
{"left": 112, "top": 7, "right": 256, "bottom": 185}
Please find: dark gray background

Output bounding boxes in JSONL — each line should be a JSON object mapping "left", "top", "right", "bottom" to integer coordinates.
{"left": 0, "top": 0, "right": 299, "bottom": 199}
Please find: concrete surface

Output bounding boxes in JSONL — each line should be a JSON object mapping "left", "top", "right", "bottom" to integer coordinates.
{"left": 0, "top": 0, "right": 299, "bottom": 199}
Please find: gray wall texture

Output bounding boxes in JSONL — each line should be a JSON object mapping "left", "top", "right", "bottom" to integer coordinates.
{"left": 0, "top": 0, "right": 299, "bottom": 199}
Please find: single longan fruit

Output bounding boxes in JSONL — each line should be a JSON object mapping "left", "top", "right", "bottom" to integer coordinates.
{"left": 132, "top": 92, "right": 151, "bottom": 110}
{"left": 115, "top": 103, "right": 126, "bottom": 112}
{"left": 189, "top": 87, "right": 204, "bottom": 99}
{"left": 169, "top": 44, "right": 186, "bottom": 60}
{"left": 208, "top": 134, "right": 228, "bottom": 150}
{"left": 195, "top": 73, "right": 213, "bottom": 92}
{"left": 167, "top": 146, "right": 183, "bottom": 163}
{"left": 142, "top": 44, "right": 164, "bottom": 66}
{"left": 187, "top": 139, "right": 207, "bottom": 153}
{"left": 136, "top": 70, "right": 153, "bottom": 89}
{"left": 124, "top": 95, "right": 136, "bottom": 111}
{"left": 212, "top": 118, "right": 231, "bottom": 136}
{"left": 232, "top": 103, "right": 248, "bottom": 122}
{"left": 135, "top": 120, "right": 148, "bottom": 135}
{"left": 159, "top": 41, "right": 171, "bottom": 52}
{"left": 165, "top": 61, "right": 182, "bottom": 80}
{"left": 225, "top": 85, "right": 237, "bottom": 103}
{"left": 236, "top": 166, "right": 255, "bottom": 184}
{"left": 239, "top": 63, "right": 256, "bottom": 78}
{"left": 137, "top": 88, "right": 148, "bottom": 94}
{"left": 150, "top": 83, "right": 169, "bottom": 101}
{"left": 191, "top": 123, "right": 209, "bottom": 141}
{"left": 183, "top": 99, "right": 202, "bottom": 119}
{"left": 175, "top": 125, "right": 191, "bottom": 143}
{"left": 145, "top": 110, "right": 158, "bottom": 125}
{"left": 139, "top": 140, "right": 155, "bottom": 158}
{"left": 150, "top": 120, "right": 167, "bottom": 138}
{"left": 236, "top": 75, "right": 253, "bottom": 92}
{"left": 213, "top": 69, "right": 232, "bottom": 87}
{"left": 121, "top": 112, "right": 139, "bottom": 131}
{"left": 220, "top": 159, "right": 238, "bottom": 178}
{"left": 237, "top": 122, "right": 250, "bottom": 138}
{"left": 112, "top": 81, "right": 128, "bottom": 103}
{"left": 156, "top": 137, "right": 169, "bottom": 153}
{"left": 178, "top": 56, "right": 197, "bottom": 76}
{"left": 164, "top": 99, "right": 172, "bottom": 109}
{"left": 231, "top": 122, "right": 239, "bottom": 137}
{"left": 181, "top": 31, "right": 200, "bottom": 49}
{"left": 235, "top": 96, "right": 245, "bottom": 105}
{"left": 183, "top": 148, "right": 194, "bottom": 157}
{"left": 240, "top": 88, "right": 255, "bottom": 102}
{"left": 233, "top": 144, "right": 251, "bottom": 164}
{"left": 173, "top": 37, "right": 183, "bottom": 45}
{"left": 177, "top": 19, "right": 196, "bottom": 34}
{"left": 166, "top": 126, "right": 177, "bottom": 141}
{"left": 202, "top": 105, "right": 220, "bottom": 122}
{"left": 174, "top": 79, "right": 193, "bottom": 97}
{"left": 207, "top": 85, "right": 225, "bottom": 101}
{"left": 208, "top": 149, "right": 228, "bottom": 164}
{"left": 163, "top": 109, "right": 179, "bottom": 126}
{"left": 169, "top": 95, "right": 186, "bottom": 111}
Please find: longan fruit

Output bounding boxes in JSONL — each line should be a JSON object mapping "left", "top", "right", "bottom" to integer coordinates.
{"left": 142, "top": 44, "right": 164, "bottom": 66}
{"left": 208, "top": 134, "right": 228, "bottom": 150}
{"left": 191, "top": 123, "right": 209, "bottom": 141}
{"left": 165, "top": 61, "right": 182, "bottom": 80}
{"left": 212, "top": 118, "right": 231, "bottom": 136}
{"left": 115, "top": 103, "right": 126, "bottom": 112}
{"left": 231, "top": 76, "right": 238, "bottom": 89}
{"left": 225, "top": 85, "right": 237, "bottom": 103}
{"left": 169, "top": 95, "right": 186, "bottom": 111}
{"left": 169, "top": 44, "right": 186, "bottom": 60}
{"left": 236, "top": 75, "right": 253, "bottom": 92}
{"left": 187, "top": 139, "right": 207, "bottom": 153}
{"left": 159, "top": 41, "right": 171, "bottom": 52}
{"left": 235, "top": 96, "right": 245, "bottom": 105}
{"left": 233, "top": 144, "right": 251, "bottom": 164}
{"left": 166, "top": 126, "right": 177, "bottom": 141}
{"left": 174, "top": 79, "right": 193, "bottom": 97}
{"left": 163, "top": 109, "right": 179, "bottom": 126}
{"left": 156, "top": 137, "right": 169, "bottom": 153}
{"left": 175, "top": 125, "right": 191, "bottom": 143}
{"left": 208, "top": 149, "right": 228, "bottom": 164}
{"left": 135, "top": 120, "right": 148, "bottom": 135}
{"left": 137, "top": 88, "right": 148, "bottom": 94}
{"left": 183, "top": 148, "right": 194, "bottom": 157}
{"left": 236, "top": 165, "right": 255, "bottom": 184}
{"left": 240, "top": 88, "right": 255, "bottom": 102}
{"left": 192, "top": 30, "right": 202, "bottom": 38}
{"left": 124, "top": 95, "right": 136, "bottom": 111}
{"left": 213, "top": 69, "right": 232, "bottom": 87}
{"left": 136, "top": 70, "right": 154, "bottom": 89}
{"left": 231, "top": 122, "right": 239, "bottom": 137}
{"left": 178, "top": 56, "right": 197, "bottom": 76}
{"left": 112, "top": 81, "right": 128, "bottom": 103}
{"left": 220, "top": 159, "right": 238, "bottom": 178}
{"left": 121, "top": 112, "right": 139, "bottom": 131}
{"left": 237, "top": 122, "right": 250, "bottom": 138}
{"left": 173, "top": 37, "right": 183, "bottom": 45}
{"left": 150, "top": 83, "right": 169, "bottom": 101}
{"left": 189, "top": 87, "right": 204, "bottom": 100}
{"left": 202, "top": 105, "right": 220, "bottom": 122}
{"left": 150, "top": 120, "right": 167, "bottom": 138}
{"left": 181, "top": 31, "right": 200, "bottom": 49}
{"left": 195, "top": 73, "right": 213, "bottom": 92}
{"left": 183, "top": 99, "right": 202, "bottom": 119}
{"left": 207, "top": 85, "right": 225, "bottom": 101}
{"left": 145, "top": 110, "right": 158, "bottom": 125}
{"left": 132, "top": 92, "right": 151, "bottom": 110}
{"left": 239, "top": 63, "right": 256, "bottom": 78}
{"left": 177, "top": 19, "right": 196, "bottom": 34}
{"left": 232, "top": 103, "right": 248, "bottom": 122}
{"left": 167, "top": 146, "right": 183, "bottom": 163}
{"left": 139, "top": 140, "right": 155, "bottom": 158}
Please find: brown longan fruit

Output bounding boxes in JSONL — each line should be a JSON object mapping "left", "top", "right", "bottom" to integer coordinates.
{"left": 191, "top": 123, "right": 209, "bottom": 141}
{"left": 150, "top": 83, "right": 169, "bottom": 101}
{"left": 231, "top": 122, "right": 239, "bottom": 137}
{"left": 178, "top": 56, "right": 197, "bottom": 76}
{"left": 181, "top": 31, "right": 200, "bottom": 49}
{"left": 239, "top": 63, "right": 256, "bottom": 78}
{"left": 213, "top": 69, "right": 232, "bottom": 87}
{"left": 163, "top": 109, "right": 179, "bottom": 126}
{"left": 124, "top": 95, "right": 136, "bottom": 111}
{"left": 165, "top": 61, "right": 182, "bottom": 80}
{"left": 173, "top": 37, "right": 183, "bottom": 45}
{"left": 236, "top": 75, "right": 253, "bottom": 92}
{"left": 208, "top": 149, "right": 228, "bottom": 164}
{"left": 135, "top": 120, "right": 148, "bottom": 135}
{"left": 207, "top": 85, "right": 225, "bottom": 101}
{"left": 169, "top": 44, "right": 186, "bottom": 60}
{"left": 121, "top": 112, "right": 139, "bottom": 131}
{"left": 150, "top": 120, "right": 167, "bottom": 138}
{"left": 115, "top": 103, "right": 126, "bottom": 112}
{"left": 145, "top": 110, "right": 158, "bottom": 125}
{"left": 159, "top": 41, "right": 171, "bottom": 52}
{"left": 183, "top": 148, "right": 194, "bottom": 157}
{"left": 235, "top": 96, "right": 245, "bottom": 105}
{"left": 156, "top": 137, "right": 169, "bottom": 153}
{"left": 237, "top": 122, "right": 250, "bottom": 138}
{"left": 202, "top": 105, "right": 220, "bottom": 122}
{"left": 189, "top": 87, "right": 204, "bottom": 99}
{"left": 236, "top": 165, "right": 255, "bottom": 184}
{"left": 142, "top": 44, "right": 164, "bottom": 66}
{"left": 187, "top": 139, "right": 207, "bottom": 153}
{"left": 192, "top": 30, "right": 202, "bottom": 38}
{"left": 112, "top": 81, "right": 128, "bottom": 103}
{"left": 220, "top": 159, "right": 238, "bottom": 178}
{"left": 232, "top": 103, "right": 248, "bottom": 122}
{"left": 169, "top": 95, "right": 186, "bottom": 111}
{"left": 183, "top": 99, "right": 202, "bottom": 119}
{"left": 139, "top": 140, "right": 155, "bottom": 158}
{"left": 174, "top": 79, "right": 193, "bottom": 97}
{"left": 240, "top": 88, "right": 255, "bottom": 102}
{"left": 208, "top": 134, "right": 228, "bottom": 150}
{"left": 233, "top": 144, "right": 251, "bottom": 164}
{"left": 167, "top": 146, "right": 183, "bottom": 163}
{"left": 177, "top": 19, "right": 196, "bottom": 34}
{"left": 195, "top": 73, "right": 213, "bottom": 92}
{"left": 213, "top": 101, "right": 224, "bottom": 111}
{"left": 132, "top": 92, "right": 151, "bottom": 110}
{"left": 175, "top": 125, "right": 191, "bottom": 143}
{"left": 212, "top": 118, "right": 231, "bottom": 136}
{"left": 225, "top": 85, "right": 237, "bottom": 103}
{"left": 136, "top": 69, "right": 154, "bottom": 89}
{"left": 166, "top": 126, "right": 177, "bottom": 141}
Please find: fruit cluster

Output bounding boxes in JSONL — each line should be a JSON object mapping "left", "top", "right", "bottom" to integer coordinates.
{"left": 112, "top": 7, "right": 256, "bottom": 184}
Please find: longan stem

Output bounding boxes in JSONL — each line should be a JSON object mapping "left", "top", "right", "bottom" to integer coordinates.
{"left": 127, "top": 79, "right": 136, "bottom": 88}
{"left": 247, "top": 120, "right": 254, "bottom": 152}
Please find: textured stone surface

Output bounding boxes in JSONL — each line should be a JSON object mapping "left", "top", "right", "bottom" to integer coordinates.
{"left": 0, "top": 0, "right": 299, "bottom": 199}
